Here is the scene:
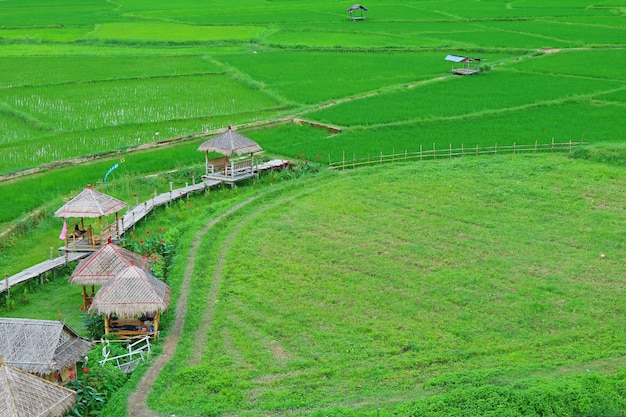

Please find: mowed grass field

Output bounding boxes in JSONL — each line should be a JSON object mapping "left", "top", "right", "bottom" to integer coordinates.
{"left": 145, "top": 153, "right": 626, "bottom": 416}
{"left": 1, "top": 0, "right": 626, "bottom": 415}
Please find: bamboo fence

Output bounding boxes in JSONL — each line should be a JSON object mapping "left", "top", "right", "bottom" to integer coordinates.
{"left": 328, "top": 140, "right": 587, "bottom": 170}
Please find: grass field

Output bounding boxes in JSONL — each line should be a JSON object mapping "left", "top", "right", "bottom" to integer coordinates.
{"left": 148, "top": 153, "right": 626, "bottom": 415}
{"left": 1, "top": 0, "right": 626, "bottom": 415}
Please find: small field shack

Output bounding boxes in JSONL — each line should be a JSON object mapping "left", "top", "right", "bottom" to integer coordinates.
{"left": 347, "top": 4, "right": 368, "bottom": 21}
{"left": 445, "top": 54, "right": 483, "bottom": 75}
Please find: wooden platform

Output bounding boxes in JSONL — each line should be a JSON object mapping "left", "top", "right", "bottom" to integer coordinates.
{"left": 451, "top": 68, "right": 479, "bottom": 75}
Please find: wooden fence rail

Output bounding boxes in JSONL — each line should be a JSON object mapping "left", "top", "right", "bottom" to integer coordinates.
{"left": 328, "top": 140, "right": 587, "bottom": 170}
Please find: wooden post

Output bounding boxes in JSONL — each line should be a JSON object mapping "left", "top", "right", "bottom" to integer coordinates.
{"left": 191, "top": 174, "right": 195, "bottom": 186}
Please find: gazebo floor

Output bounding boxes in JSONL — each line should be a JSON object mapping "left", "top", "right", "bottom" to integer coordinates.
{"left": 202, "top": 172, "right": 256, "bottom": 185}
{"left": 451, "top": 68, "right": 479, "bottom": 75}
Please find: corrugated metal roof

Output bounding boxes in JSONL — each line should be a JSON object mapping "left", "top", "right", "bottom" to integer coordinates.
{"left": 445, "top": 54, "right": 482, "bottom": 63}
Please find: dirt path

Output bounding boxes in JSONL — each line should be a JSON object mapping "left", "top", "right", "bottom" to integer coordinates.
{"left": 127, "top": 196, "right": 262, "bottom": 417}
{"left": 188, "top": 191, "right": 304, "bottom": 366}
{"left": 127, "top": 179, "right": 322, "bottom": 416}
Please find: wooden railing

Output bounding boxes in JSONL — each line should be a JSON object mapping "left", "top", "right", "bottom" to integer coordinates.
{"left": 328, "top": 140, "right": 587, "bottom": 170}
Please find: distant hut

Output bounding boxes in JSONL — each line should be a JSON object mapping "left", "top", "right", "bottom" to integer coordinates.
{"left": 198, "top": 126, "right": 263, "bottom": 186}
{"left": 0, "top": 318, "right": 92, "bottom": 383}
{"left": 89, "top": 265, "right": 171, "bottom": 339}
{"left": 0, "top": 357, "right": 76, "bottom": 417}
{"left": 55, "top": 185, "right": 127, "bottom": 252}
{"left": 69, "top": 239, "right": 151, "bottom": 308}
{"left": 347, "top": 4, "right": 368, "bottom": 21}
{"left": 445, "top": 54, "right": 483, "bottom": 75}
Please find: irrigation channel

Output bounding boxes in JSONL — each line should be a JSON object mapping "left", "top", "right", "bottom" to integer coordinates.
{"left": 0, "top": 159, "right": 288, "bottom": 294}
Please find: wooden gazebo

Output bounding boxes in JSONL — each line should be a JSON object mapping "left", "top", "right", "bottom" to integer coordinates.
{"left": 0, "top": 318, "right": 92, "bottom": 384}
{"left": 445, "top": 54, "right": 483, "bottom": 75}
{"left": 198, "top": 126, "right": 263, "bottom": 186}
{"left": 347, "top": 4, "right": 368, "bottom": 21}
{"left": 55, "top": 184, "right": 127, "bottom": 252}
{"left": 69, "top": 240, "right": 151, "bottom": 308}
{"left": 0, "top": 358, "right": 76, "bottom": 417}
{"left": 89, "top": 265, "right": 171, "bottom": 339}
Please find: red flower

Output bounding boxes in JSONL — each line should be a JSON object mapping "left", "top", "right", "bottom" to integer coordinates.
{"left": 140, "top": 239, "right": 144, "bottom": 244}
{"left": 79, "top": 305, "right": 85, "bottom": 311}
{"left": 146, "top": 230, "right": 151, "bottom": 235}
{"left": 69, "top": 373, "right": 75, "bottom": 380}
{"left": 83, "top": 367, "right": 89, "bottom": 374}
{"left": 143, "top": 250, "right": 147, "bottom": 255}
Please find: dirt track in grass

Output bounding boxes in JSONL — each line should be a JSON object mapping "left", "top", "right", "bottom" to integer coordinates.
{"left": 127, "top": 181, "right": 321, "bottom": 416}
{"left": 127, "top": 195, "right": 262, "bottom": 417}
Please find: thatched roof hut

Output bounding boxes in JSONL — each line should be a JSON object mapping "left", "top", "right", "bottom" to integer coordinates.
{"left": 70, "top": 240, "right": 151, "bottom": 307}
{"left": 0, "top": 318, "right": 92, "bottom": 381}
{"left": 55, "top": 185, "right": 126, "bottom": 218}
{"left": 197, "top": 126, "right": 263, "bottom": 185}
{"left": 347, "top": 4, "right": 368, "bottom": 20}
{"left": 55, "top": 185, "right": 127, "bottom": 250}
{"left": 197, "top": 126, "right": 262, "bottom": 156}
{"left": 89, "top": 265, "right": 172, "bottom": 336}
{"left": 0, "top": 358, "right": 76, "bottom": 417}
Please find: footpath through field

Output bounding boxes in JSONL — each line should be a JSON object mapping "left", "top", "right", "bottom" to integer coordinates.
{"left": 128, "top": 177, "right": 324, "bottom": 416}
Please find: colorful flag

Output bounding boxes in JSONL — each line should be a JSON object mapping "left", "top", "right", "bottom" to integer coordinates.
{"left": 59, "top": 219, "right": 67, "bottom": 240}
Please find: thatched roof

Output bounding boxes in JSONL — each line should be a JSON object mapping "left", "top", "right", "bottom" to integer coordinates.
{"left": 197, "top": 126, "right": 262, "bottom": 156}
{"left": 54, "top": 185, "right": 127, "bottom": 218}
{"left": 0, "top": 318, "right": 92, "bottom": 376}
{"left": 347, "top": 3, "right": 368, "bottom": 12}
{"left": 70, "top": 242, "right": 151, "bottom": 286}
{"left": 0, "top": 359, "right": 76, "bottom": 417}
{"left": 89, "top": 265, "right": 172, "bottom": 318}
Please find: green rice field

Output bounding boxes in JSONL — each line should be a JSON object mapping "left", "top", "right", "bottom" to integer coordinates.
{"left": 1, "top": 0, "right": 626, "bottom": 415}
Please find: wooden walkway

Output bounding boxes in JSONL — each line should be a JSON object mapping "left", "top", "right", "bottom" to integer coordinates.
{"left": 1, "top": 252, "right": 89, "bottom": 294}
{"left": 0, "top": 159, "right": 289, "bottom": 294}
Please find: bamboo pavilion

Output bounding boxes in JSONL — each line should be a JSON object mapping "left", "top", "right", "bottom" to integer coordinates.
{"left": 55, "top": 184, "right": 127, "bottom": 252}
{"left": 0, "top": 357, "right": 76, "bottom": 417}
{"left": 69, "top": 239, "right": 151, "bottom": 308}
{"left": 89, "top": 264, "right": 171, "bottom": 339}
{"left": 0, "top": 318, "right": 92, "bottom": 383}
{"left": 198, "top": 126, "right": 263, "bottom": 186}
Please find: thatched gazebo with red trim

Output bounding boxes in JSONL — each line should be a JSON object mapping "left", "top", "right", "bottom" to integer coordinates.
{"left": 69, "top": 240, "right": 151, "bottom": 307}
